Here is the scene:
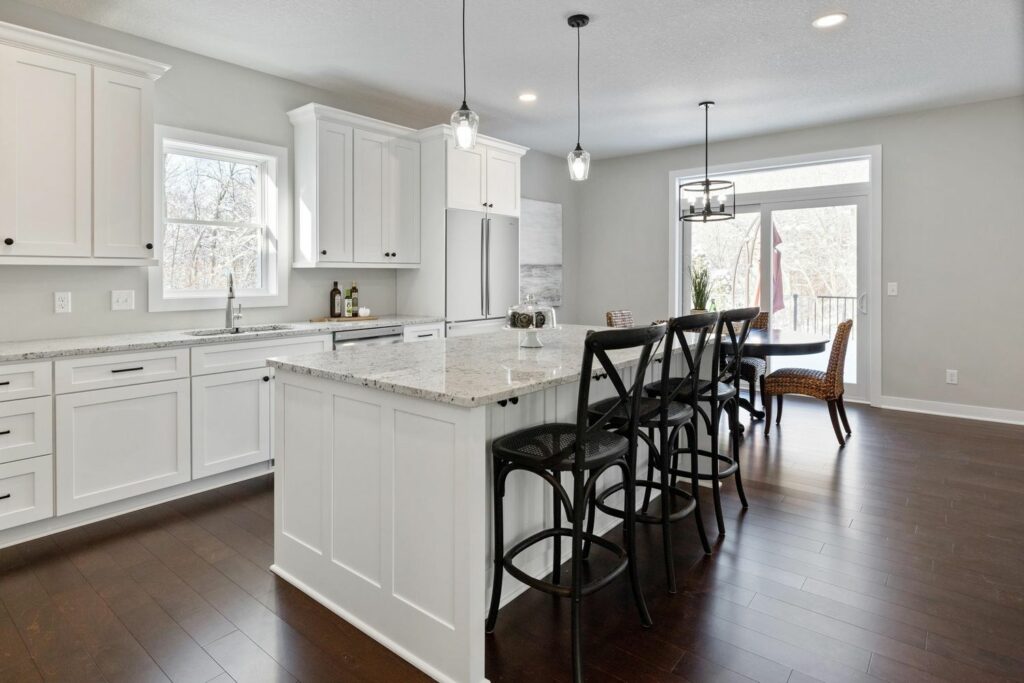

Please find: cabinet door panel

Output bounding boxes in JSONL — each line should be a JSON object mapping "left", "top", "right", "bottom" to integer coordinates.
{"left": 389, "top": 137, "right": 420, "bottom": 264}
{"left": 192, "top": 368, "right": 270, "bottom": 478}
{"left": 317, "top": 121, "right": 354, "bottom": 263}
{"left": 446, "top": 142, "right": 486, "bottom": 212}
{"left": 55, "top": 379, "right": 190, "bottom": 514}
{"left": 0, "top": 46, "right": 91, "bottom": 257}
{"left": 353, "top": 130, "right": 390, "bottom": 263}
{"left": 485, "top": 148, "right": 520, "bottom": 217}
{"left": 93, "top": 68, "right": 154, "bottom": 258}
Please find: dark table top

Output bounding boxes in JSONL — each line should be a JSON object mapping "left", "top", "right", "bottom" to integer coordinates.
{"left": 721, "top": 328, "right": 830, "bottom": 356}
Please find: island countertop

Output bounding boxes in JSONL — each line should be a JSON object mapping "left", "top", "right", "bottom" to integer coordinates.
{"left": 267, "top": 324, "right": 671, "bottom": 407}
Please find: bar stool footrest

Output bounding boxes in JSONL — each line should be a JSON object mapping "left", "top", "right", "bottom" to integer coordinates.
{"left": 593, "top": 481, "right": 698, "bottom": 524}
{"left": 502, "top": 528, "right": 628, "bottom": 598}
{"left": 669, "top": 448, "right": 739, "bottom": 479}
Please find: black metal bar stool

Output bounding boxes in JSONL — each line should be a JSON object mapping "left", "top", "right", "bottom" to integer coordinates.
{"left": 583, "top": 313, "right": 717, "bottom": 594}
{"left": 646, "top": 306, "right": 758, "bottom": 537}
{"left": 485, "top": 325, "right": 666, "bottom": 683}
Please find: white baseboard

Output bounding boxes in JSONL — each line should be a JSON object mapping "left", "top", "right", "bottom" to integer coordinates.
{"left": 879, "top": 395, "right": 1024, "bottom": 426}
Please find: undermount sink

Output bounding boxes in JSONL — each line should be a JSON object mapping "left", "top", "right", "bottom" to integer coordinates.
{"left": 185, "top": 324, "right": 293, "bottom": 337}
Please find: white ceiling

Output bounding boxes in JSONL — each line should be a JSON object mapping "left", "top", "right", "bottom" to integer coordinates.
{"left": 20, "top": 0, "right": 1024, "bottom": 158}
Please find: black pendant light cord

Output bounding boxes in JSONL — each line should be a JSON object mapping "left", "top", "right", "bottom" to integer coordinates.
{"left": 703, "top": 103, "right": 709, "bottom": 183}
{"left": 575, "top": 23, "right": 581, "bottom": 146}
{"left": 461, "top": 0, "right": 468, "bottom": 106}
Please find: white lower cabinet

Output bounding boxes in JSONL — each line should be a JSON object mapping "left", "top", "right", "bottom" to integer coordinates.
{"left": 192, "top": 367, "right": 271, "bottom": 479}
{"left": 0, "top": 396, "right": 52, "bottom": 464}
{"left": 55, "top": 378, "right": 190, "bottom": 514}
{"left": 0, "top": 455, "right": 54, "bottom": 531}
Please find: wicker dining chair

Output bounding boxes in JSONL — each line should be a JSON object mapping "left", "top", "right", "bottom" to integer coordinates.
{"left": 606, "top": 310, "right": 635, "bottom": 328}
{"left": 763, "top": 320, "right": 853, "bottom": 446}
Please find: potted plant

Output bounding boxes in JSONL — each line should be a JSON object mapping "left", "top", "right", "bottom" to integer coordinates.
{"left": 690, "top": 262, "right": 711, "bottom": 313}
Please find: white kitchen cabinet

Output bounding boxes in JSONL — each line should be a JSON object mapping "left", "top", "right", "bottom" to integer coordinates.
{"left": 446, "top": 143, "right": 487, "bottom": 212}
{"left": 190, "top": 334, "right": 331, "bottom": 376}
{"left": 54, "top": 348, "right": 189, "bottom": 394}
{"left": 191, "top": 367, "right": 271, "bottom": 479}
{"left": 289, "top": 104, "right": 421, "bottom": 268}
{"left": 403, "top": 322, "right": 444, "bottom": 342}
{"left": 55, "top": 378, "right": 190, "bottom": 514}
{"left": 0, "top": 45, "right": 92, "bottom": 257}
{"left": 485, "top": 147, "right": 521, "bottom": 217}
{"left": 0, "top": 397, "right": 52, "bottom": 465}
{"left": 353, "top": 129, "right": 390, "bottom": 264}
{"left": 0, "top": 455, "right": 54, "bottom": 532}
{"left": 0, "top": 362, "right": 52, "bottom": 402}
{"left": 92, "top": 67, "right": 155, "bottom": 258}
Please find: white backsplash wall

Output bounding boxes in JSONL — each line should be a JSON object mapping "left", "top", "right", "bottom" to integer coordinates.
{"left": 0, "top": 266, "right": 397, "bottom": 341}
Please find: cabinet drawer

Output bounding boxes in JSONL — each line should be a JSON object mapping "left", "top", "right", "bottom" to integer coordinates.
{"left": 0, "top": 362, "right": 52, "bottom": 401}
{"left": 0, "top": 397, "right": 52, "bottom": 465}
{"left": 0, "top": 455, "right": 54, "bottom": 532}
{"left": 54, "top": 349, "right": 189, "bottom": 393}
{"left": 191, "top": 335, "right": 332, "bottom": 376}
{"left": 403, "top": 323, "right": 444, "bottom": 343}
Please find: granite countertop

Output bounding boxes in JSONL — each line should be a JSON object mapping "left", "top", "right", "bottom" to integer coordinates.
{"left": 268, "top": 324, "right": 676, "bottom": 407}
{"left": 0, "top": 315, "right": 444, "bottom": 363}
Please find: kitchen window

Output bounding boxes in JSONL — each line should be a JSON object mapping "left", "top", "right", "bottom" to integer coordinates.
{"left": 148, "top": 126, "right": 289, "bottom": 312}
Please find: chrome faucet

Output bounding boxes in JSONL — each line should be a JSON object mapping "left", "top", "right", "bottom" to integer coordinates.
{"left": 226, "top": 273, "right": 242, "bottom": 331}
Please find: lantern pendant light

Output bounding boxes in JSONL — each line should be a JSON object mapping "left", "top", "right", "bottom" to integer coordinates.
{"left": 566, "top": 14, "right": 590, "bottom": 181}
{"left": 680, "top": 101, "right": 735, "bottom": 222}
{"left": 450, "top": 0, "right": 479, "bottom": 150}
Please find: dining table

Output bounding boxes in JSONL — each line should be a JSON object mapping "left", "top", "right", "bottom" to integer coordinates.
{"left": 720, "top": 327, "right": 830, "bottom": 421}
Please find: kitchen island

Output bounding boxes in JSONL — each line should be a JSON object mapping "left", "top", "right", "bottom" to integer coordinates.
{"left": 269, "top": 325, "right": 675, "bottom": 682}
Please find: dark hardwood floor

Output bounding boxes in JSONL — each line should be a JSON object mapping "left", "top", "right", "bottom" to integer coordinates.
{"left": 1, "top": 398, "right": 1022, "bottom": 682}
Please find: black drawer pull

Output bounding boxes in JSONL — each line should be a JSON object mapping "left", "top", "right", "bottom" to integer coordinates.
{"left": 111, "top": 366, "right": 144, "bottom": 374}
{"left": 497, "top": 397, "right": 520, "bottom": 407}
{"left": 0, "top": 494, "right": 10, "bottom": 501}
{"left": 417, "top": 333, "right": 434, "bottom": 338}
{"left": 0, "top": 381, "right": 9, "bottom": 387}
{"left": 0, "top": 430, "right": 10, "bottom": 436}
{"left": 263, "top": 376, "right": 270, "bottom": 382}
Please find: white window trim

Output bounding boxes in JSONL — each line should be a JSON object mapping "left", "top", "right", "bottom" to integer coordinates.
{"left": 666, "top": 145, "right": 882, "bottom": 407}
{"left": 149, "top": 125, "right": 290, "bottom": 312}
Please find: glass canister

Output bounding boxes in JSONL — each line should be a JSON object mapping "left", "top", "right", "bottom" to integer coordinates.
{"left": 506, "top": 294, "right": 557, "bottom": 330}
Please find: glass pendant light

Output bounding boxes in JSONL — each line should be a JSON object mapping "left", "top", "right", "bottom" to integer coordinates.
{"left": 450, "top": 0, "right": 479, "bottom": 150}
{"left": 566, "top": 14, "right": 590, "bottom": 181}
{"left": 680, "top": 101, "right": 735, "bottom": 222}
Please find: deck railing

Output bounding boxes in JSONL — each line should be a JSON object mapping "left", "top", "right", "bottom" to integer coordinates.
{"left": 790, "top": 294, "right": 856, "bottom": 337}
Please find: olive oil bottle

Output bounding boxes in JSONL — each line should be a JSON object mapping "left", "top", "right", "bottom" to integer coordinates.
{"left": 330, "top": 281, "right": 343, "bottom": 318}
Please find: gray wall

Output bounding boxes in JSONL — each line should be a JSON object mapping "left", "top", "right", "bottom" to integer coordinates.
{"left": 575, "top": 96, "right": 1024, "bottom": 411}
{"left": 0, "top": 0, "right": 575, "bottom": 340}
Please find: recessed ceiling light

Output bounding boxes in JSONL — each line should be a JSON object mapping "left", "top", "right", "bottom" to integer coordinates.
{"left": 812, "top": 12, "right": 848, "bottom": 28}
{"left": 518, "top": 92, "right": 538, "bottom": 102}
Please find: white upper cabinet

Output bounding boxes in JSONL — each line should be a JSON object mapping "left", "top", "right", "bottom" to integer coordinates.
{"left": 444, "top": 136, "right": 525, "bottom": 217}
{"left": 0, "top": 21, "right": 169, "bottom": 265}
{"left": 0, "top": 45, "right": 92, "bottom": 257}
{"left": 93, "top": 68, "right": 155, "bottom": 258}
{"left": 289, "top": 103, "right": 422, "bottom": 269}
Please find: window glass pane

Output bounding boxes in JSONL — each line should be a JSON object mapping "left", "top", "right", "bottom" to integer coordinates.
{"left": 164, "top": 152, "right": 259, "bottom": 223}
{"left": 689, "top": 210, "right": 761, "bottom": 311}
{"left": 701, "top": 158, "right": 869, "bottom": 194}
{"left": 161, "top": 224, "right": 263, "bottom": 293}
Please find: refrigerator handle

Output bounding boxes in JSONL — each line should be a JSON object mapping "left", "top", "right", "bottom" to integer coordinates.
{"left": 485, "top": 218, "right": 491, "bottom": 317}
{"left": 480, "top": 218, "right": 487, "bottom": 317}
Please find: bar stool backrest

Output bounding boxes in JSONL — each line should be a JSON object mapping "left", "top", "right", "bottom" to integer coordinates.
{"left": 658, "top": 312, "right": 719, "bottom": 416}
{"left": 578, "top": 325, "right": 667, "bottom": 471}
{"left": 709, "top": 307, "right": 760, "bottom": 402}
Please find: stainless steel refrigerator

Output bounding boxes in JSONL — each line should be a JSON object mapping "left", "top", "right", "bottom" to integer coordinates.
{"left": 445, "top": 209, "right": 519, "bottom": 336}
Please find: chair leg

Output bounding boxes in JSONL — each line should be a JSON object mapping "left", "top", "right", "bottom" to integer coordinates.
{"left": 747, "top": 377, "right": 756, "bottom": 411}
{"left": 620, "top": 462, "right": 652, "bottom": 627}
{"left": 551, "top": 476, "right": 562, "bottom": 586}
{"left": 759, "top": 375, "right": 767, "bottom": 411}
{"left": 485, "top": 463, "right": 505, "bottom": 633}
{"left": 730, "top": 400, "right": 749, "bottom": 509}
{"left": 828, "top": 400, "right": 846, "bottom": 447}
{"left": 657, "top": 426, "right": 676, "bottom": 593}
{"left": 581, "top": 486, "right": 598, "bottom": 559}
{"left": 710, "top": 405, "right": 725, "bottom": 536}
{"left": 686, "top": 422, "right": 711, "bottom": 555}
{"left": 641, "top": 427, "right": 655, "bottom": 513}
{"left": 764, "top": 390, "right": 773, "bottom": 436}
{"left": 776, "top": 394, "right": 784, "bottom": 425}
{"left": 837, "top": 394, "right": 852, "bottom": 435}
{"left": 570, "top": 484, "right": 584, "bottom": 683}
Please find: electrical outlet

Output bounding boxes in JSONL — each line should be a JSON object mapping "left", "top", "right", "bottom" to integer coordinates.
{"left": 945, "top": 369, "right": 958, "bottom": 385}
{"left": 111, "top": 289, "right": 135, "bottom": 311}
{"left": 54, "top": 291, "right": 71, "bottom": 314}
{"left": 887, "top": 282, "right": 898, "bottom": 296}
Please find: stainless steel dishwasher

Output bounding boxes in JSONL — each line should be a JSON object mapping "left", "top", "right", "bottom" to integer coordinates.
{"left": 332, "top": 325, "right": 404, "bottom": 349}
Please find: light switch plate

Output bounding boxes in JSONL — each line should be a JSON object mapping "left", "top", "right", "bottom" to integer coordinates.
{"left": 54, "top": 291, "right": 71, "bottom": 314}
{"left": 946, "top": 369, "right": 958, "bottom": 385}
{"left": 887, "top": 282, "right": 898, "bottom": 296}
{"left": 111, "top": 290, "right": 135, "bottom": 311}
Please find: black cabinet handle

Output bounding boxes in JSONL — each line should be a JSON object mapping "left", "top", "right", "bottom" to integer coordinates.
{"left": 145, "top": 243, "right": 153, "bottom": 250}
{"left": 497, "top": 397, "right": 520, "bottom": 407}
{"left": 0, "top": 494, "right": 10, "bottom": 501}
{"left": 417, "top": 333, "right": 433, "bottom": 338}
{"left": 0, "top": 381, "right": 9, "bottom": 387}
{"left": 111, "top": 366, "right": 144, "bottom": 374}
{"left": 3, "top": 238, "right": 12, "bottom": 246}
{"left": 262, "top": 376, "right": 270, "bottom": 382}
{"left": 321, "top": 249, "right": 327, "bottom": 255}
{"left": 392, "top": 252, "right": 397, "bottom": 257}
{"left": 0, "top": 430, "right": 10, "bottom": 436}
